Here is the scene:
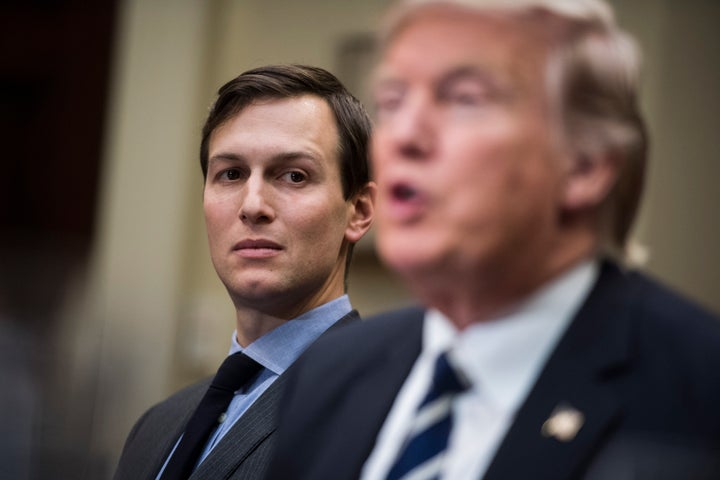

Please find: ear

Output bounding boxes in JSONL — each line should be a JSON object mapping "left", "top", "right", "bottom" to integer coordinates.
{"left": 562, "top": 151, "right": 619, "bottom": 211}
{"left": 345, "top": 182, "right": 377, "bottom": 243}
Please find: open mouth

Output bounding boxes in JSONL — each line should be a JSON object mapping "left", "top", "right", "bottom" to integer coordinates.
{"left": 392, "top": 183, "right": 419, "bottom": 201}
{"left": 384, "top": 181, "right": 427, "bottom": 223}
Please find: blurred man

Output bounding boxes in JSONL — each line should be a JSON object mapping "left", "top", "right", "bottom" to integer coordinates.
{"left": 268, "top": 1, "right": 720, "bottom": 479}
{"left": 113, "top": 64, "right": 375, "bottom": 480}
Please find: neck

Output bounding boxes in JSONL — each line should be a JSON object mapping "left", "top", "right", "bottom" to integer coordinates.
{"left": 234, "top": 308, "right": 287, "bottom": 347}
{"left": 232, "top": 286, "right": 346, "bottom": 347}
{"left": 411, "top": 234, "right": 597, "bottom": 330}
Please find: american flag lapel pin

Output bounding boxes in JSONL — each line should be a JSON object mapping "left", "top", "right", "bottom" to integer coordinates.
{"left": 541, "top": 404, "right": 585, "bottom": 442}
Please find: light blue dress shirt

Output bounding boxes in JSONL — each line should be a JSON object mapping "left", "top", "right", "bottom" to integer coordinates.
{"left": 155, "top": 295, "right": 352, "bottom": 478}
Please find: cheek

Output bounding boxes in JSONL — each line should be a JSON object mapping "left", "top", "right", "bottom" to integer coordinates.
{"left": 449, "top": 122, "right": 552, "bottom": 186}
{"left": 203, "top": 198, "right": 233, "bottom": 238}
{"left": 439, "top": 139, "right": 538, "bottom": 232}
{"left": 290, "top": 198, "right": 348, "bottom": 242}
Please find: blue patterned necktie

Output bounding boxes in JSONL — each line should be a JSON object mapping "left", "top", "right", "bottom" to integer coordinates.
{"left": 159, "top": 352, "right": 262, "bottom": 480}
{"left": 386, "top": 351, "right": 468, "bottom": 480}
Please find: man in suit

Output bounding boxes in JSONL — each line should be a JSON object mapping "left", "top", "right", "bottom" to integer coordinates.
{"left": 113, "top": 64, "right": 375, "bottom": 479}
{"left": 268, "top": 1, "right": 720, "bottom": 479}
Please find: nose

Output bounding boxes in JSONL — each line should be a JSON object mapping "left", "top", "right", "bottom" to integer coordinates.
{"left": 381, "top": 93, "right": 435, "bottom": 161}
{"left": 238, "top": 175, "right": 275, "bottom": 225}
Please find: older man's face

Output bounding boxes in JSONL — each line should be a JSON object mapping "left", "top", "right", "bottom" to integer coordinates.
{"left": 371, "top": 8, "right": 571, "bottom": 290}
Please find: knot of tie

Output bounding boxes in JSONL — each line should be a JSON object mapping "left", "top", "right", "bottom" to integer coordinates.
{"left": 212, "top": 352, "right": 264, "bottom": 393}
{"left": 421, "top": 351, "right": 468, "bottom": 407}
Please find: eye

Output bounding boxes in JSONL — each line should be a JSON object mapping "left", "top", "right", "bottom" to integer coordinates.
{"left": 281, "top": 170, "right": 307, "bottom": 184}
{"left": 373, "top": 85, "right": 405, "bottom": 119}
{"left": 442, "top": 86, "right": 488, "bottom": 107}
{"left": 220, "top": 168, "right": 241, "bottom": 181}
{"left": 440, "top": 77, "right": 493, "bottom": 107}
{"left": 375, "top": 93, "right": 402, "bottom": 113}
{"left": 448, "top": 92, "right": 483, "bottom": 105}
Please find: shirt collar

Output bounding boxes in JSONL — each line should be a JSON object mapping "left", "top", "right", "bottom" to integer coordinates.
{"left": 424, "top": 260, "right": 598, "bottom": 413}
{"left": 229, "top": 294, "right": 352, "bottom": 375}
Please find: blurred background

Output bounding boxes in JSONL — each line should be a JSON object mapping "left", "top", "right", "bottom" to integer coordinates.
{"left": 1, "top": 0, "right": 718, "bottom": 478}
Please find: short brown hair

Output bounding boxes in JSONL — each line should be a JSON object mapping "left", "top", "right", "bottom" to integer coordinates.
{"left": 200, "top": 64, "right": 372, "bottom": 201}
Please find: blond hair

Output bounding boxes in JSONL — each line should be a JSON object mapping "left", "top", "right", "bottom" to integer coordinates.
{"left": 380, "top": 0, "right": 647, "bottom": 257}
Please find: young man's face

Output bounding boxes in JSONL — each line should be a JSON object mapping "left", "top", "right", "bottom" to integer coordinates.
{"left": 371, "top": 8, "right": 570, "bottom": 291}
{"left": 203, "top": 95, "right": 359, "bottom": 318}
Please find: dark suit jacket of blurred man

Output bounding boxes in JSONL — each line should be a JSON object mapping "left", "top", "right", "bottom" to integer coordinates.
{"left": 268, "top": 261, "right": 720, "bottom": 480}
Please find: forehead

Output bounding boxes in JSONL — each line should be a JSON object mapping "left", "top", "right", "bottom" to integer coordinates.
{"left": 231, "top": 94, "right": 334, "bottom": 132}
{"left": 377, "top": 6, "right": 551, "bottom": 88}
{"left": 210, "top": 94, "right": 340, "bottom": 156}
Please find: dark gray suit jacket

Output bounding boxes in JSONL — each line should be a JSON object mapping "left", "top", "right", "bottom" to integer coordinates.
{"left": 268, "top": 261, "right": 720, "bottom": 479}
{"left": 113, "top": 310, "right": 359, "bottom": 480}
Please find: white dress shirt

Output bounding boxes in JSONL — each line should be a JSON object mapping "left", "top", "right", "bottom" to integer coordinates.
{"left": 361, "top": 261, "right": 598, "bottom": 480}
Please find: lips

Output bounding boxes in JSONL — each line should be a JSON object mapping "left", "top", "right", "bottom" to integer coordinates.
{"left": 392, "top": 183, "right": 420, "bottom": 200}
{"left": 384, "top": 181, "right": 426, "bottom": 222}
{"left": 233, "top": 239, "right": 283, "bottom": 258}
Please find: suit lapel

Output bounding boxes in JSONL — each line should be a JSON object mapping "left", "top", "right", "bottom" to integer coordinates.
{"left": 147, "top": 422, "right": 188, "bottom": 480}
{"left": 188, "top": 310, "right": 361, "bottom": 479}
{"left": 122, "top": 380, "right": 209, "bottom": 480}
{"left": 338, "top": 323, "right": 424, "bottom": 447}
{"left": 189, "top": 374, "right": 288, "bottom": 479}
{"left": 484, "top": 261, "right": 634, "bottom": 480}
{"left": 311, "top": 309, "right": 425, "bottom": 478}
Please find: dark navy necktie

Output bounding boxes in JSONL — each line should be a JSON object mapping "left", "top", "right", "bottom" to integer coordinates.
{"left": 386, "top": 351, "right": 468, "bottom": 480}
{"left": 159, "top": 352, "right": 262, "bottom": 480}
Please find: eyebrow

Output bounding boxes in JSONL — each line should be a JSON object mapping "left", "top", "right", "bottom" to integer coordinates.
{"left": 208, "top": 152, "right": 242, "bottom": 164}
{"left": 438, "top": 65, "right": 500, "bottom": 90}
{"left": 370, "top": 62, "right": 409, "bottom": 90}
{"left": 207, "top": 150, "right": 322, "bottom": 167}
{"left": 372, "top": 65, "right": 502, "bottom": 92}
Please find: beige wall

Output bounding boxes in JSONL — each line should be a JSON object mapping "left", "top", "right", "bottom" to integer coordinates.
{"left": 80, "top": 0, "right": 215, "bottom": 470}
{"left": 613, "top": 0, "right": 720, "bottom": 310}
{"left": 72, "top": 0, "right": 719, "bottom": 475}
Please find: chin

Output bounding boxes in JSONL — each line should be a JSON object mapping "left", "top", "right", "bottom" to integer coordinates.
{"left": 379, "top": 242, "right": 438, "bottom": 278}
{"left": 226, "top": 276, "right": 279, "bottom": 298}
